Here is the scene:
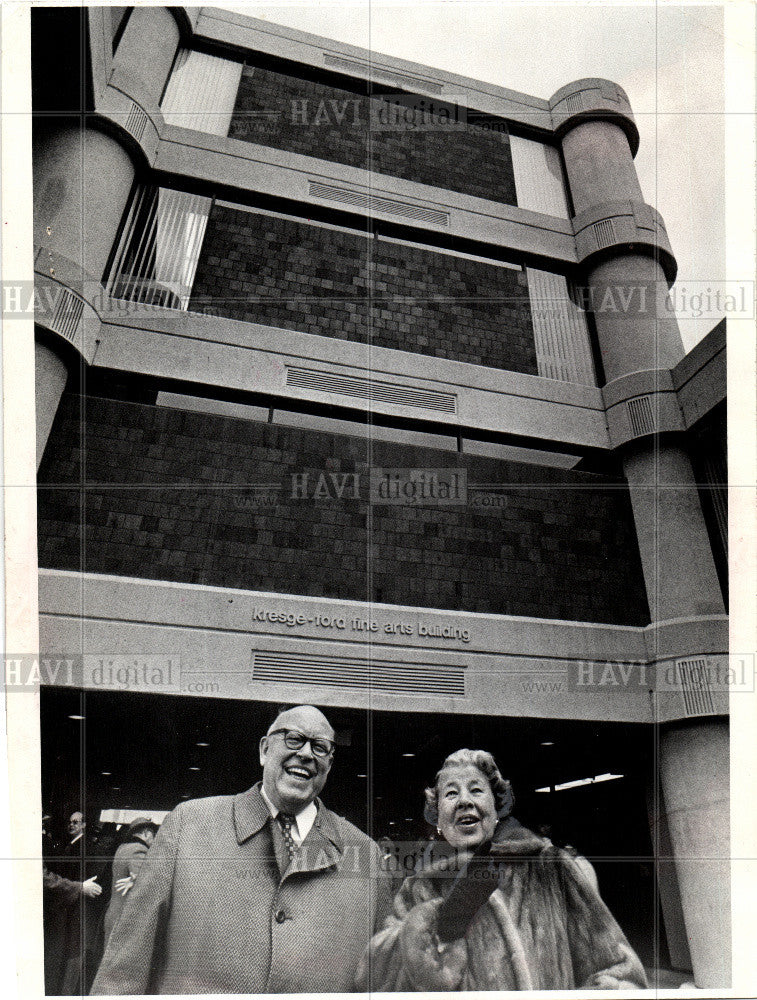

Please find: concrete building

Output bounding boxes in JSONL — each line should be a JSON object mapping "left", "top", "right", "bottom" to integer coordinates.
{"left": 32, "top": 6, "right": 728, "bottom": 987}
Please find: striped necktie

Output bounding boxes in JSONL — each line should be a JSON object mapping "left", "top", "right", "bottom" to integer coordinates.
{"left": 278, "top": 813, "right": 297, "bottom": 863}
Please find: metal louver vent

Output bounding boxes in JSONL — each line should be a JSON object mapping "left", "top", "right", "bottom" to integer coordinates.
{"left": 592, "top": 218, "right": 616, "bottom": 249}
{"left": 675, "top": 657, "right": 716, "bottom": 716}
{"left": 564, "top": 93, "right": 583, "bottom": 114}
{"left": 309, "top": 181, "right": 449, "bottom": 227}
{"left": 124, "top": 101, "right": 149, "bottom": 143}
{"left": 286, "top": 366, "right": 457, "bottom": 413}
{"left": 323, "top": 53, "right": 444, "bottom": 94}
{"left": 49, "top": 287, "right": 84, "bottom": 343}
{"left": 627, "top": 395, "right": 655, "bottom": 436}
{"left": 252, "top": 650, "right": 466, "bottom": 696}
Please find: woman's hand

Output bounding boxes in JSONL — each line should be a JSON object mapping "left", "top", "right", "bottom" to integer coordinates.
{"left": 436, "top": 840, "right": 500, "bottom": 941}
{"left": 114, "top": 874, "right": 136, "bottom": 896}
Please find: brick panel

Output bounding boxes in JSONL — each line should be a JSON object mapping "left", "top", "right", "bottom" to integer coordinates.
{"left": 190, "top": 205, "right": 537, "bottom": 373}
{"left": 228, "top": 65, "right": 517, "bottom": 205}
{"left": 37, "top": 394, "right": 650, "bottom": 626}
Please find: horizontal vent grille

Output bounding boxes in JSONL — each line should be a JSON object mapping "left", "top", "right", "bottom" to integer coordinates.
{"left": 675, "top": 657, "right": 716, "bottom": 717}
{"left": 286, "top": 366, "right": 457, "bottom": 413}
{"left": 49, "top": 287, "right": 84, "bottom": 342}
{"left": 125, "top": 101, "right": 148, "bottom": 143}
{"left": 252, "top": 650, "right": 466, "bottom": 696}
{"left": 564, "top": 93, "right": 584, "bottom": 114}
{"left": 309, "top": 181, "right": 449, "bottom": 227}
{"left": 627, "top": 395, "right": 655, "bottom": 436}
{"left": 592, "top": 218, "right": 616, "bottom": 248}
{"left": 323, "top": 53, "right": 444, "bottom": 94}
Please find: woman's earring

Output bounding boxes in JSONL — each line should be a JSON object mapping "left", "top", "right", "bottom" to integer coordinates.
{"left": 436, "top": 828, "right": 441, "bottom": 836}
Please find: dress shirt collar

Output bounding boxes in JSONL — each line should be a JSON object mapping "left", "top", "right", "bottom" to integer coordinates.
{"left": 260, "top": 785, "right": 317, "bottom": 845}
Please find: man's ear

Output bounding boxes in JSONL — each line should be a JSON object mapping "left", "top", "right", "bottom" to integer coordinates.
{"left": 259, "top": 735, "right": 268, "bottom": 767}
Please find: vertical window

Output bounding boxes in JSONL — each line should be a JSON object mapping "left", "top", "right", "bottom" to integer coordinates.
{"left": 526, "top": 268, "right": 597, "bottom": 385}
{"left": 104, "top": 185, "right": 212, "bottom": 310}
{"left": 110, "top": 7, "right": 132, "bottom": 55}
{"left": 161, "top": 49, "right": 243, "bottom": 137}
{"left": 510, "top": 135, "right": 570, "bottom": 218}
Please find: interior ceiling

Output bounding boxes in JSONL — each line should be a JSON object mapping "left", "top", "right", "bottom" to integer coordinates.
{"left": 41, "top": 687, "right": 655, "bottom": 853}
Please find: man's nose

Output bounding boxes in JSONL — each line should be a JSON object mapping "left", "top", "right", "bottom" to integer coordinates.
{"left": 295, "top": 740, "right": 315, "bottom": 760}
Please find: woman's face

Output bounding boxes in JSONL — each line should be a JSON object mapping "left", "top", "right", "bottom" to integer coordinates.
{"left": 436, "top": 764, "right": 498, "bottom": 849}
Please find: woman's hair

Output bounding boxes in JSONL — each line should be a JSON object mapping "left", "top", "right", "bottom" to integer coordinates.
{"left": 423, "top": 748, "right": 514, "bottom": 826}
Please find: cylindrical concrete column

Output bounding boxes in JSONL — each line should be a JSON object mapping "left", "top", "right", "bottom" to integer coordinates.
{"left": 623, "top": 442, "right": 725, "bottom": 621}
{"left": 35, "top": 341, "right": 70, "bottom": 468}
{"left": 33, "top": 123, "right": 136, "bottom": 282}
{"left": 552, "top": 79, "right": 684, "bottom": 381}
{"left": 561, "top": 118, "right": 643, "bottom": 212}
{"left": 589, "top": 255, "right": 685, "bottom": 381}
{"left": 658, "top": 719, "right": 730, "bottom": 987}
{"left": 110, "top": 7, "right": 181, "bottom": 109}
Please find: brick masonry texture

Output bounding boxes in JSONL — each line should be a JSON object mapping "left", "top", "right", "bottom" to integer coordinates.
{"left": 228, "top": 64, "right": 517, "bottom": 205}
{"left": 37, "top": 394, "right": 650, "bottom": 625}
{"left": 190, "top": 205, "right": 537, "bottom": 373}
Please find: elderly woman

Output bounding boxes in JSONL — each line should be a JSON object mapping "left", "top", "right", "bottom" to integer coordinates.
{"left": 356, "top": 749, "right": 647, "bottom": 991}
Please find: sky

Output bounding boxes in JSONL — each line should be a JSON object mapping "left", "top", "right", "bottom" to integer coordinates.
{"left": 223, "top": 0, "right": 732, "bottom": 348}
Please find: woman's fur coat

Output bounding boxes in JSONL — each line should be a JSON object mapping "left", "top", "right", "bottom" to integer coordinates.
{"left": 356, "top": 818, "right": 647, "bottom": 991}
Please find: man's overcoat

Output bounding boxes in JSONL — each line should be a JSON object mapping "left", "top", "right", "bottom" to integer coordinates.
{"left": 91, "top": 784, "right": 390, "bottom": 994}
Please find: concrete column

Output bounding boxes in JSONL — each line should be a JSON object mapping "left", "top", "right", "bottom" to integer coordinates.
{"left": 586, "top": 254, "right": 685, "bottom": 382}
{"left": 33, "top": 124, "right": 135, "bottom": 282}
{"left": 658, "top": 720, "right": 730, "bottom": 987}
{"left": 561, "top": 118, "right": 644, "bottom": 211}
{"left": 623, "top": 442, "right": 725, "bottom": 621}
{"left": 35, "top": 342, "right": 69, "bottom": 468}
{"left": 110, "top": 6, "right": 181, "bottom": 109}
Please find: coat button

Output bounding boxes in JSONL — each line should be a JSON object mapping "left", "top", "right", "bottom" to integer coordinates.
{"left": 274, "top": 909, "right": 287, "bottom": 923}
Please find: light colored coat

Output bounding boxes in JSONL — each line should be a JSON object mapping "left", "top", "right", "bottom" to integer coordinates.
{"left": 91, "top": 784, "right": 391, "bottom": 994}
{"left": 356, "top": 820, "right": 647, "bottom": 992}
{"left": 102, "top": 836, "right": 151, "bottom": 947}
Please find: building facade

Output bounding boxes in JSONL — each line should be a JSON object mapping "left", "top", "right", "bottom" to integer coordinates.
{"left": 32, "top": 6, "right": 729, "bottom": 987}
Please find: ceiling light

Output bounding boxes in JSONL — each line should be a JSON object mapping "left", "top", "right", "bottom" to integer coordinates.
{"left": 356, "top": 773, "right": 367, "bottom": 778}
{"left": 402, "top": 753, "right": 415, "bottom": 758}
{"left": 540, "top": 741, "right": 554, "bottom": 747}
{"left": 196, "top": 742, "right": 209, "bottom": 747}
{"left": 101, "top": 772, "right": 112, "bottom": 776}
{"left": 189, "top": 766, "right": 200, "bottom": 771}
{"left": 68, "top": 715, "right": 85, "bottom": 721}
{"left": 535, "top": 773, "right": 624, "bottom": 793}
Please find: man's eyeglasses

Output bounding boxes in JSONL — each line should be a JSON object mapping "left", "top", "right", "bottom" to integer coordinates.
{"left": 268, "top": 728, "right": 335, "bottom": 759}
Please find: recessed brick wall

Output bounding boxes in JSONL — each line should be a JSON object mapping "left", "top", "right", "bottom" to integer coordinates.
{"left": 37, "top": 394, "right": 650, "bottom": 626}
{"left": 190, "top": 205, "right": 537, "bottom": 373}
{"left": 228, "top": 64, "right": 517, "bottom": 205}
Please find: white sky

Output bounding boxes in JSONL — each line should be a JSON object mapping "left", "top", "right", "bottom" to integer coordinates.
{"left": 223, "top": 0, "right": 729, "bottom": 348}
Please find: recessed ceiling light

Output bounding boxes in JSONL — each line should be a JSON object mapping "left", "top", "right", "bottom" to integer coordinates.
{"left": 356, "top": 773, "right": 367, "bottom": 778}
{"left": 402, "top": 753, "right": 415, "bottom": 758}
{"left": 196, "top": 742, "right": 209, "bottom": 747}
{"left": 189, "top": 766, "right": 200, "bottom": 771}
{"left": 540, "top": 741, "right": 555, "bottom": 747}
{"left": 101, "top": 772, "right": 112, "bottom": 776}
{"left": 111, "top": 787, "right": 121, "bottom": 791}
{"left": 68, "top": 715, "right": 85, "bottom": 721}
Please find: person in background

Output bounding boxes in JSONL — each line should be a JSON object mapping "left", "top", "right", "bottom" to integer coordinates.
{"left": 102, "top": 817, "right": 159, "bottom": 947}
{"left": 43, "top": 810, "right": 105, "bottom": 995}
{"left": 357, "top": 748, "right": 647, "bottom": 992}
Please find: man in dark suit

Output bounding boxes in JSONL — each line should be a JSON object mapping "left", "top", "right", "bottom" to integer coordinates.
{"left": 91, "top": 705, "right": 391, "bottom": 994}
{"left": 44, "top": 811, "right": 107, "bottom": 994}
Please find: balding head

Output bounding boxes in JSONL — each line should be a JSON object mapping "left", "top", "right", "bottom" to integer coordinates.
{"left": 260, "top": 705, "right": 335, "bottom": 814}
{"left": 266, "top": 705, "right": 334, "bottom": 742}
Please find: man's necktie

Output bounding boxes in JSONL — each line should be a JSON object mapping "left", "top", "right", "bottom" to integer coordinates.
{"left": 278, "top": 813, "right": 297, "bottom": 864}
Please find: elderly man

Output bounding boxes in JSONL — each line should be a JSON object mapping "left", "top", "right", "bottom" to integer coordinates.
{"left": 91, "top": 705, "right": 391, "bottom": 994}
